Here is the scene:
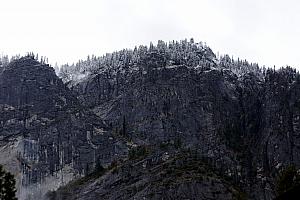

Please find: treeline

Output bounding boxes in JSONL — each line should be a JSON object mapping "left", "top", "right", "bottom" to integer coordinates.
{"left": 58, "top": 39, "right": 217, "bottom": 83}
{"left": 0, "top": 52, "right": 51, "bottom": 73}
{"left": 0, "top": 39, "right": 299, "bottom": 87}
{"left": 58, "top": 39, "right": 269, "bottom": 84}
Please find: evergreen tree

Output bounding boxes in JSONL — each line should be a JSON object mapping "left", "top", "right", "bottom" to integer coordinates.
{"left": 0, "top": 165, "right": 17, "bottom": 200}
{"left": 0, "top": 165, "right": 5, "bottom": 199}
{"left": 276, "top": 165, "right": 300, "bottom": 197}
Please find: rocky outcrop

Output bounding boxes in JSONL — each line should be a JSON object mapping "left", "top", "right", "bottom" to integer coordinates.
{"left": 0, "top": 57, "right": 126, "bottom": 200}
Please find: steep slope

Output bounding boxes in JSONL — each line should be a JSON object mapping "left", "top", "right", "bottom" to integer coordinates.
{"left": 50, "top": 151, "right": 245, "bottom": 200}
{"left": 1, "top": 40, "right": 300, "bottom": 200}
{"left": 54, "top": 40, "right": 300, "bottom": 200}
{"left": 0, "top": 57, "right": 126, "bottom": 200}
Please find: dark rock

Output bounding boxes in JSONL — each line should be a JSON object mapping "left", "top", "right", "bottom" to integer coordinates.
{"left": 1, "top": 41, "right": 300, "bottom": 200}
{"left": 0, "top": 56, "right": 126, "bottom": 200}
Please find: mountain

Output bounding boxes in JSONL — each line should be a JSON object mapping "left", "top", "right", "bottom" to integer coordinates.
{"left": 0, "top": 56, "right": 126, "bottom": 200}
{"left": 0, "top": 39, "right": 300, "bottom": 200}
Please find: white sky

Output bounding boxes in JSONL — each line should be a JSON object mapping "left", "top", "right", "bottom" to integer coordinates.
{"left": 0, "top": 0, "right": 299, "bottom": 68}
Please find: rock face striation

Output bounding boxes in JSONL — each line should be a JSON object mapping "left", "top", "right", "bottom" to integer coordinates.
{"left": 60, "top": 40, "right": 300, "bottom": 200}
{"left": 1, "top": 40, "right": 300, "bottom": 200}
{"left": 0, "top": 57, "right": 126, "bottom": 200}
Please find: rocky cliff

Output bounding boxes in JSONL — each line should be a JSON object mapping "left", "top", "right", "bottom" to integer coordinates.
{"left": 0, "top": 40, "right": 300, "bottom": 200}
{"left": 0, "top": 57, "right": 126, "bottom": 200}
{"left": 56, "top": 40, "right": 300, "bottom": 199}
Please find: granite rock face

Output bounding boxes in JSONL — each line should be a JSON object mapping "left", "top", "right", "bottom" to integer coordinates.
{"left": 65, "top": 48, "right": 300, "bottom": 199}
{"left": 69, "top": 57, "right": 252, "bottom": 199}
{"left": 0, "top": 57, "right": 126, "bottom": 200}
{"left": 1, "top": 41, "right": 300, "bottom": 200}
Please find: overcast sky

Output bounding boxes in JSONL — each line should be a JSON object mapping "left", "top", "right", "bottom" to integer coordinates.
{"left": 0, "top": 0, "right": 299, "bottom": 68}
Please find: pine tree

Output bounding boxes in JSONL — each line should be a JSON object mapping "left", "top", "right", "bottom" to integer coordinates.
{"left": 0, "top": 165, "right": 5, "bottom": 199}
{"left": 3, "top": 173, "right": 17, "bottom": 200}
{"left": 0, "top": 165, "right": 17, "bottom": 200}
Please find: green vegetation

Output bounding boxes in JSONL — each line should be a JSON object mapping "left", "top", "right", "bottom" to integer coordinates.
{"left": 128, "top": 145, "right": 149, "bottom": 160}
{"left": 159, "top": 138, "right": 183, "bottom": 151}
{"left": 0, "top": 165, "right": 17, "bottom": 200}
{"left": 223, "top": 123, "right": 243, "bottom": 151}
{"left": 174, "top": 138, "right": 182, "bottom": 149}
{"left": 159, "top": 142, "right": 169, "bottom": 150}
{"left": 149, "top": 151, "right": 246, "bottom": 200}
{"left": 233, "top": 189, "right": 247, "bottom": 200}
{"left": 276, "top": 165, "right": 300, "bottom": 196}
